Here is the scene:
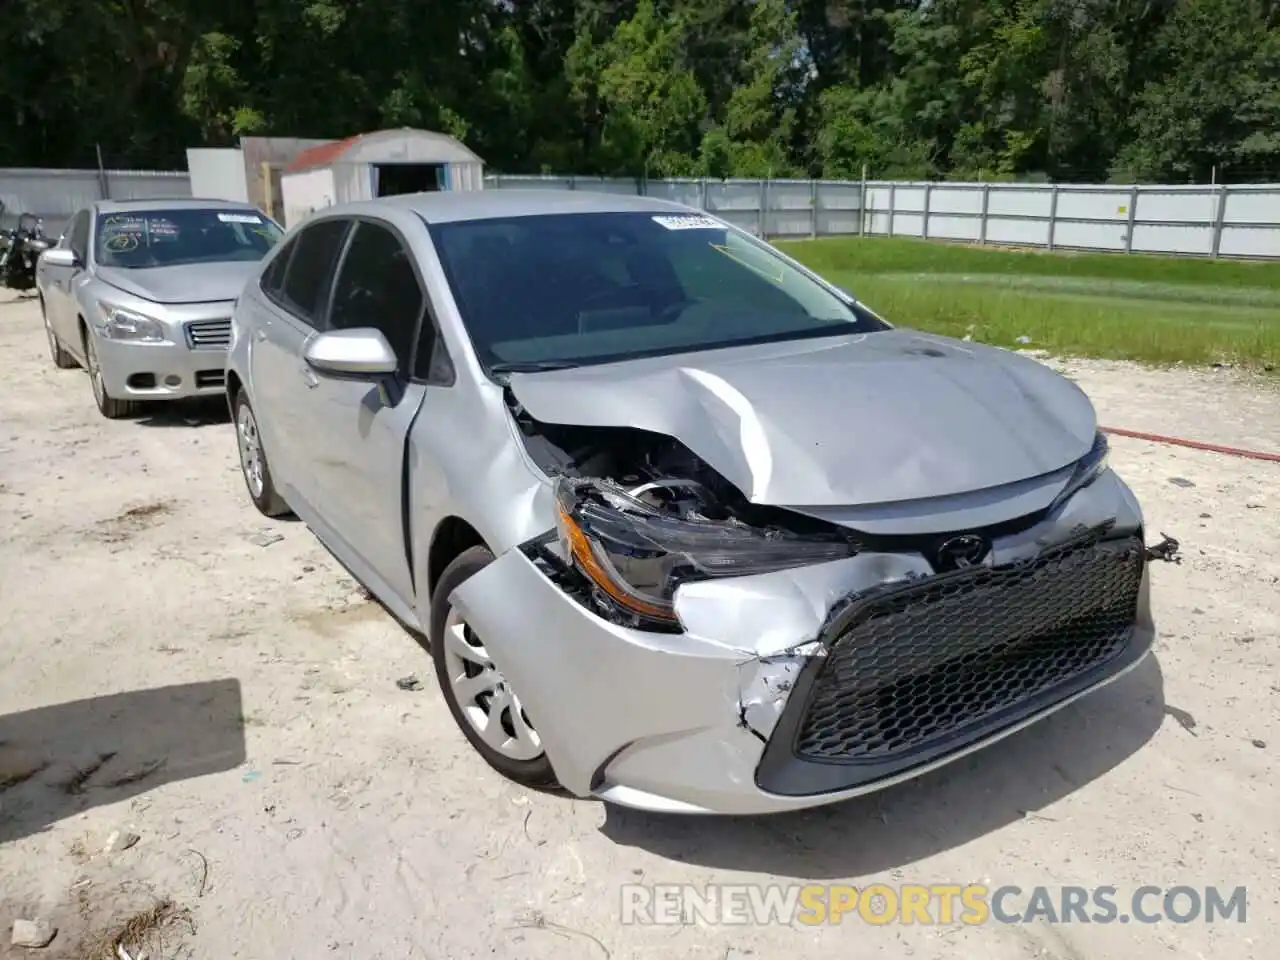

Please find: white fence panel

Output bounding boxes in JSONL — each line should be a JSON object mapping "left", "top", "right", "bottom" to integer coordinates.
{"left": 1053, "top": 218, "right": 1127, "bottom": 251}
{"left": 816, "top": 181, "right": 862, "bottom": 236}
{"left": 1138, "top": 187, "right": 1217, "bottom": 223}
{"left": 1132, "top": 223, "right": 1214, "bottom": 256}
{"left": 765, "top": 181, "right": 814, "bottom": 237}
{"left": 1220, "top": 226, "right": 1280, "bottom": 258}
{"left": 1223, "top": 185, "right": 1280, "bottom": 224}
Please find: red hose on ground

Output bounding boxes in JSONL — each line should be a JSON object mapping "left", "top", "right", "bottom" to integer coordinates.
{"left": 1100, "top": 426, "right": 1280, "bottom": 463}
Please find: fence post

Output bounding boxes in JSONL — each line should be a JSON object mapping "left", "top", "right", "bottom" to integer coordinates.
{"left": 1211, "top": 185, "right": 1229, "bottom": 258}
{"left": 1047, "top": 185, "right": 1060, "bottom": 251}
{"left": 888, "top": 183, "right": 897, "bottom": 238}
{"left": 922, "top": 182, "right": 932, "bottom": 239}
{"left": 858, "top": 168, "right": 868, "bottom": 237}
{"left": 95, "top": 143, "right": 110, "bottom": 199}
{"left": 1124, "top": 185, "right": 1139, "bottom": 254}
{"left": 699, "top": 177, "right": 708, "bottom": 212}
{"left": 810, "top": 179, "right": 818, "bottom": 239}
{"left": 758, "top": 179, "right": 767, "bottom": 237}
{"left": 568, "top": 175, "right": 576, "bottom": 191}
{"left": 979, "top": 184, "right": 990, "bottom": 245}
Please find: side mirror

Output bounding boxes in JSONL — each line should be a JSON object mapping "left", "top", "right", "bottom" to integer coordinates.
{"left": 42, "top": 248, "right": 80, "bottom": 268}
{"left": 303, "top": 328, "right": 399, "bottom": 379}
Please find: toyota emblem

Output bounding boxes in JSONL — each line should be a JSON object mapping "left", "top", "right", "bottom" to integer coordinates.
{"left": 936, "top": 534, "right": 990, "bottom": 570}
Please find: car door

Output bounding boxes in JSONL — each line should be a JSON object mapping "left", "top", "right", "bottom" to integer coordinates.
{"left": 44, "top": 209, "right": 90, "bottom": 355}
{"left": 301, "top": 217, "right": 434, "bottom": 613}
{"left": 249, "top": 216, "right": 351, "bottom": 511}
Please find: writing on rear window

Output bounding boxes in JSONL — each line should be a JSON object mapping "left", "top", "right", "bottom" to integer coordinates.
{"left": 218, "top": 212, "right": 264, "bottom": 224}
{"left": 652, "top": 215, "right": 722, "bottom": 231}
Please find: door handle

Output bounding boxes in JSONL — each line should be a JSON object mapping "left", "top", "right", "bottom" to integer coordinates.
{"left": 301, "top": 366, "right": 319, "bottom": 388}
{"left": 254, "top": 329, "right": 267, "bottom": 342}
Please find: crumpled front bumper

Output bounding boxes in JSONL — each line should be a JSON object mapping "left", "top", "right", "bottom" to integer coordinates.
{"left": 448, "top": 471, "right": 1157, "bottom": 816}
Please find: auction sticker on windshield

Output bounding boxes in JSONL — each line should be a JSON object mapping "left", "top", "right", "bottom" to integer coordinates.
{"left": 652, "top": 215, "right": 722, "bottom": 230}
{"left": 218, "top": 212, "right": 264, "bottom": 224}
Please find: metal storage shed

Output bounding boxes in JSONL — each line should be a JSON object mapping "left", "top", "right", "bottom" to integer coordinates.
{"left": 279, "top": 127, "right": 485, "bottom": 227}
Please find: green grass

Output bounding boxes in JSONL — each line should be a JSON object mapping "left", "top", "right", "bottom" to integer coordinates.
{"left": 777, "top": 237, "right": 1280, "bottom": 370}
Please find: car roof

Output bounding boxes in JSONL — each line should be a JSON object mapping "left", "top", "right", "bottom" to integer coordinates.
{"left": 93, "top": 197, "right": 265, "bottom": 215}
{"left": 350, "top": 189, "right": 700, "bottom": 224}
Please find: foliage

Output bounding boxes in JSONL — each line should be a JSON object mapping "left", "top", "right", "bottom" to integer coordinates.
{"left": 3, "top": 0, "right": 1280, "bottom": 183}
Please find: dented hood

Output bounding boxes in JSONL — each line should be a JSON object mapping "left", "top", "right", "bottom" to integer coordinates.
{"left": 508, "top": 330, "right": 1097, "bottom": 507}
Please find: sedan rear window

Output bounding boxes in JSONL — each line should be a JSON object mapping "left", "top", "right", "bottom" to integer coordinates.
{"left": 428, "top": 211, "right": 886, "bottom": 373}
{"left": 95, "top": 208, "right": 283, "bottom": 269}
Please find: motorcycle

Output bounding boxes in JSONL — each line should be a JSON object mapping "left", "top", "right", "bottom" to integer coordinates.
{"left": 0, "top": 202, "right": 54, "bottom": 292}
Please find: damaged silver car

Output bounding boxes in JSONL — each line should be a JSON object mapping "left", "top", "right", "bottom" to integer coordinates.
{"left": 226, "top": 190, "right": 1160, "bottom": 815}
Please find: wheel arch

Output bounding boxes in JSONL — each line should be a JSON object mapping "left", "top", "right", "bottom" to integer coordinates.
{"left": 225, "top": 369, "right": 243, "bottom": 416}
{"left": 427, "top": 517, "right": 488, "bottom": 601}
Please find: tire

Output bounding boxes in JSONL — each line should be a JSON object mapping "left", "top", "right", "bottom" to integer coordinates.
{"left": 42, "top": 298, "right": 77, "bottom": 369}
{"left": 430, "top": 546, "right": 558, "bottom": 788}
{"left": 233, "top": 388, "right": 290, "bottom": 517}
{"left": 83, "top": 329, "right": 142, "bottom": 419}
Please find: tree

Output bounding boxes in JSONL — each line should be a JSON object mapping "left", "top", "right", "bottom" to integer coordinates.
{"left": 2, "top": 0, "right": 1278, "bottom": 184}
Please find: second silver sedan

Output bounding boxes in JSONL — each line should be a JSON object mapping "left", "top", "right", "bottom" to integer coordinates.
{"left": 36, "top": 199, "right": 283, "bottom": 418}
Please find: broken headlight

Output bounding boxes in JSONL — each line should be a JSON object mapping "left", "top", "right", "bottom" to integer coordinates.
{"left": 554, "top": 477, "right": 859, "bottom": 624}
{"left": 1050, "top": 431, "right": 1110, "bottom": 511}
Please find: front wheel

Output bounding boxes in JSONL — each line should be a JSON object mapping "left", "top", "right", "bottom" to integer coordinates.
{"left": 430, "top": 546, "right": 558, "bottom": 788}
{"left": 42, "top": 298, "right": 77, "bottom": 369}
{"left": 233, "top": 389, "right": 290, "bottom": 517}
{"left": 83, "top": 331, "right": 141, "bottom": 419}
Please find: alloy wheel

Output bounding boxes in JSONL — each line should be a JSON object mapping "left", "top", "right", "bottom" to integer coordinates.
{"left": 85, "top": 336, "right": 106, "bottom": 407}
{"left": 236, "top": 403, "right": 265, "bottom": 500}
{"left": 43, "top": 313, "right": 58, "bottom": 360}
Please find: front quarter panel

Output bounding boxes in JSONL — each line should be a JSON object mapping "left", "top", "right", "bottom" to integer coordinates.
{"left": 225, "top": 285, "right": 258, "bottom": 405}
{"left": 407, "top": 375, "right": 558, "bottom": 624}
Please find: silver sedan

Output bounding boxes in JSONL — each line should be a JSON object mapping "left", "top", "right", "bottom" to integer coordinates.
{"left": 226, "top": 190, "right": 1157, "bottom": 815}
{"left": 36, "top": 199, "right": 283, "bottom": 418}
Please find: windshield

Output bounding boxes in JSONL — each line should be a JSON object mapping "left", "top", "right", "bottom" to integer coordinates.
{"left": 428, "top": 212, "right": 886, "bottom": 372}
{"left": 94, "top": 208, "right": 283, "bottom": 268}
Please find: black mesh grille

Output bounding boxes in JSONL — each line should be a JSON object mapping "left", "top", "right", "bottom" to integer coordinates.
{"left": 795, "top": 532, "right": 1144, "bottom": 764}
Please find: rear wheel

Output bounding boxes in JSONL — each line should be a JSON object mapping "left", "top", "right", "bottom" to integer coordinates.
{"left": 42, "top": 298, "right": 77, "bottom": 369}
{"left": 83, "top": 330, "right": 141, "bottom": 419}
{"left": 430, "top": 546, "right": 558, "bottom": 788}
{"left": 233, "top": 389, "right": 290, "bottom": 517}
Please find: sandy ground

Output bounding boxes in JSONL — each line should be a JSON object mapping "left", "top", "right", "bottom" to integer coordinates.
{"left": 0, "top": 289, "right": 1277, "bottom": 960}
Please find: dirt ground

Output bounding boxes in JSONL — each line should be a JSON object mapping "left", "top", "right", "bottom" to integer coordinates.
{"left": 1, "top": 289, "right": 1277, "bottom": 960}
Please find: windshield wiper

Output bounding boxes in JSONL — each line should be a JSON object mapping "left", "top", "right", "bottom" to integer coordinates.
{"left": 489, "top": 360, "right": 582, "bottom": 374}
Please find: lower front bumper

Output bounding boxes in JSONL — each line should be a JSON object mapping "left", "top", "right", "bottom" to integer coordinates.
{"left": 448, "top": 520, "right": 1156, "bottom": 816}
{"left": 95, "top": 336, "right": 227, "bottom": 400}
